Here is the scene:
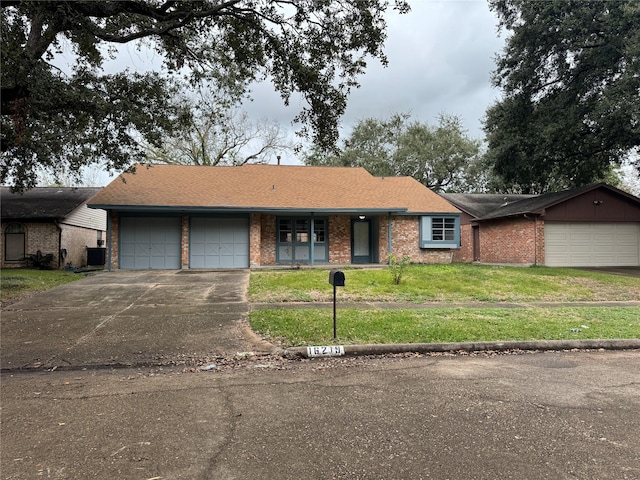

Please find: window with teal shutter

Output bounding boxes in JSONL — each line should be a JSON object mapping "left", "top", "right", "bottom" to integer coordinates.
{"left": 420, "top": 215, "right": 460, "bottom": 248}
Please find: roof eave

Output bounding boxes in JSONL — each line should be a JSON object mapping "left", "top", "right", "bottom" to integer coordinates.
{"left": 87, "top": 204, "right": 411, "bottom": 214}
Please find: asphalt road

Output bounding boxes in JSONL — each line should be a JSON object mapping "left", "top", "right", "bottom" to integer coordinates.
{"left": 2, "top": 350, "right": 639, "bottom": 480}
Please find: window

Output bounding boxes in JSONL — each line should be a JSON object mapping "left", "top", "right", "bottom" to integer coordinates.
{"left": 279, "top": 219, "right": 292, "bottom": 243}
{"left": 313, "top": 219, "right": 325, "bottom": 242}
{"left": 420, "top": 216, "right": 460, "bottom": 248}
{"left": 432, "top": 218, "right": 455, "bottom": 241}
{"left": 295, "top": 219, "right": 309, "bottom": 243}
{"left": 4, "top": 223, "right": 25, "bottom": 261}
{"left": 277, "top": 217, "right": 328, "bottom": 263}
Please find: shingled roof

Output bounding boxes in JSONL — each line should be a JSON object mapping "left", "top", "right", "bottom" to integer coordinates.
{"left": 443, "top": 183, "right": 640, "bottom": 221}
{"left": 88, "top": 164, "right": 459, "bottom": 214}
{"left": 441, "top": 193, "right": 535, "bottom": 218}
{"left": 1, "top": 187, "right": 103, "bottom": 220}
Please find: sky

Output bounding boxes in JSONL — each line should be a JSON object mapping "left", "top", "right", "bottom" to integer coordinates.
{"left": 240, "top": 0, "right": 506, "bottom": 161}
{"left": 59, "top": 0, "right": 507, "bottom": 183}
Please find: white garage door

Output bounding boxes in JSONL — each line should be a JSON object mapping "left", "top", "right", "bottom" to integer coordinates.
{"left": 120, "top": 217, "right": 182, "bottom": 269}
{"left": 545, "top": 223, "right": 640, "bottom": 267}
{"left": 190, "top": 217, "right": 249, "bottom": 268}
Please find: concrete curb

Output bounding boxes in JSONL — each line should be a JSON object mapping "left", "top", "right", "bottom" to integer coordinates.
{"left": 284, "top": 339, "right": 640, "bottom": 358}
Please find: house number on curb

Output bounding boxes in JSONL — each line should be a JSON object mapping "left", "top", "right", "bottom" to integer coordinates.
{"left": 307, "top": 346, "right": 345, "bottom": 357}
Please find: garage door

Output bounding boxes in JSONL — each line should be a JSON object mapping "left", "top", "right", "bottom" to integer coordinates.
{"left": 545, "top": 223, "right": 640, "bottom": 267}
{"left": 120, "top": 217, "right": 182, "bottom": 269}
{"left": 190, "top": 217, "right": 249, "bottom": 268}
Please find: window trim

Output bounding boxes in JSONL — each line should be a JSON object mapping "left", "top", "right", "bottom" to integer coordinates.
{"left": 419, "top": 215, "right": 460, "bottom": 249}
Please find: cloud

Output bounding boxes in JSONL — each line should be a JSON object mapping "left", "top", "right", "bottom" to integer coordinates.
{"left": 243, "top": 0, "right": 506, "bottom": 149}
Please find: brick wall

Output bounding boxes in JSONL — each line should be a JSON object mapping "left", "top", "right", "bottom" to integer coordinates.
{"left": 389, "top": 215, "right": 454, "bottom": 264}
{"left": 1, "top": 221, "right": 105, "bottom": 269}
{"left": 478, "top": 216, "right": 544, "bottom": 265}
{"left": 0, "top": 222, "right": 58, "bottom": 269}
{"left": 377, "top": 216, "right": 390, "bottom": 264}
{"left": 60, "top": 223, "right": 105, "bottom": 268}
{"left": 329, "top": 215, "right": 351, "bottom": 264}
{"left": 181, "top": 216, "right": 189, "bottom": 268}
{"left": 453, "top": 223, "right": 474, "bottom": 262}
{"left": 259, "top": 214, "right": 277, "bottom": 265}
{"left": 250, "top": 213, "right": 263, "bottom": 266}
{"left": 109, "top": 211, "right": 119, "bottom": 270}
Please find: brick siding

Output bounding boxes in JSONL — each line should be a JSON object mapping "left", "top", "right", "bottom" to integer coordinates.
{"left": 181, "top": 216, "right": 189, "bottom": 268}
{"left": 109, "top": 211, "right": 119, "bottom": 270}
{"left": 102, "top": 211, "right": 458, "bottom": 269}
{"left": 258, "top": 214, "right": 277, "bottom": 266}
{"left": 387, "top": 216, "right": 454, "bottom": 264}
{"left": 59, "top": 223, "right": 104, "bottom": 268}
{"left": 329, "top": 215, "right": 351, "bottom": 264}
{"left": 453, "top": 223, "right": 474, "bottom": 262}
{"left": 1, "top": 221, "right": 105, "bottom": 269}
{"left": 478, "top": 216, "right": 544, "bottom": 265}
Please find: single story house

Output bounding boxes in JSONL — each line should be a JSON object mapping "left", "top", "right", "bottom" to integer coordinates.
{"left": 442, "top": 183, "right": 640, "bottom": 267}
{"left": 1, "top": 187, "right": 108, "bottom": 269}
{"left": 87, "top": 164, "right": 461, "bottom": 270}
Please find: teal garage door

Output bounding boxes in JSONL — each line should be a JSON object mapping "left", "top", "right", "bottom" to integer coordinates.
{"left": 120, "top": 217, "right": 182, "bottom": 269}
{"left": 190, "top": 218, "right": 249, "bottom": 268}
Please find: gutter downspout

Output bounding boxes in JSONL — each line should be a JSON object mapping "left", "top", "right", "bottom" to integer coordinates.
{"left": 54, "top": 219, "right": 62, "bottom": 269}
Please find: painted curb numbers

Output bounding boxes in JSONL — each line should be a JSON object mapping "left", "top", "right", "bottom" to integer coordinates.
{"left": 307, "top": 345, "right": 345, "bottom": 357}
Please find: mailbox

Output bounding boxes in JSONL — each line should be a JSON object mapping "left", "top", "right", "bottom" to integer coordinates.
{"left": 329, "top": 269, "right": 345, "bottom": 287}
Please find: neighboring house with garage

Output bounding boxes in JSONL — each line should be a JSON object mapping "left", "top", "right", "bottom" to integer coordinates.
{"left": 1, "top": 187, "right": 108, "bottom": 269}
{"left": 86, "top": 164, "right": 461, "bottom": 270}
{"left": 442, "top": 183, "right": 640, "bottom": 267}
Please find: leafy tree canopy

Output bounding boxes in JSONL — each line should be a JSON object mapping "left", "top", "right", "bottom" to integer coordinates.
{"left": 1, "top": 0, "right": 409, "bottom": 191}
{"left": 484, "top": 0, "right": 640, "bottom": 193}
{"left": 304, "top": 113, "right": 485, "bottom": 193}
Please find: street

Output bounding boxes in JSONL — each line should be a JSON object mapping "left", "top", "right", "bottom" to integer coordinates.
{"left": 2, "top": 350, "right": 639, "bottom": 479}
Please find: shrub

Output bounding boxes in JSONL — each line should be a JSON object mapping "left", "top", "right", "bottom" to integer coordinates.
{"left": 388, "top": 254, "right": 410, "bottom": 285}
{"left": 23, "top": 250, "right": 55, "bottom": 270}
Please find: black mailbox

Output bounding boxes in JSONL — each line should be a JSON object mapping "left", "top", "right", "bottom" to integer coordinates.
{"left": 329, "top": 269, "right": 345, "bottom": 287}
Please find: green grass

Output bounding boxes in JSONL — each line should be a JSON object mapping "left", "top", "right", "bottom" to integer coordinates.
{"left": 1, "top": 269, "right": 84, "bottom": 305}
{"left": 250, "top": 264, "right": 640, "bottom": 303}
{"left": 249, "top": 307, "right": 640, "bottom": 346}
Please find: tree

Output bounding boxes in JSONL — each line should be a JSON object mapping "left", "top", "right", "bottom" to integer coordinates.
{"left": 304, "top": 113, "right": 484, "bottom": 193}
{"left": 144, "top": 91, "right": 292, "bottom": 166}
{"left": 1, "top": 0, "right": 409, "bottom": 191}
{"left": 484, "top": 0, "right": 640, "bottom": 193}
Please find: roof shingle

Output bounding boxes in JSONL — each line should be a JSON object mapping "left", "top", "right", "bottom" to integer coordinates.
{"left": 88, "top": 164, "right": 458, "bottom": 214}
{"left": 1, "top": 187, "right": 103, "bottom": 220}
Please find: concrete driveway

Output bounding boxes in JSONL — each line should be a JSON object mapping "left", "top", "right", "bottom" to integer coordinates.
{"left": 1, "top": 270, "right": 271, "bottom": 371}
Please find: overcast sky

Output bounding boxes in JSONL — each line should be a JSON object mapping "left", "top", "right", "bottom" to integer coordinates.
{"left": 242, "top": 0, "right": 506, "bottom": 162}
{"left": 78, "top": 0, "right": 507, "bottom": 181}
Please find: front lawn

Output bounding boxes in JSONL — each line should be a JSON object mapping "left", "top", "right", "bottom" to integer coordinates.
{"left": 0, "top": 269, "right": 83, "bottom": 306}
{"left": 249, "top": 264, "right": 640, "bottom": 346}
{"left": 250, "top": 307, "right": 640, "bottom": 346}
{"left": 250, "top": 264, "right": 640, "bottom": 303}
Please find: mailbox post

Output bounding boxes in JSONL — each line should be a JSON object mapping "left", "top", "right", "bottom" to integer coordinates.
{"left": 328, "top": 269, "right": 345, "bottom": 339}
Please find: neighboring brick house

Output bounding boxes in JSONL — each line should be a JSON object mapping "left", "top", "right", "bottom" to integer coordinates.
{"left": 442, "top": 183, "right": 640, "bottom": 267}
{"left": 87, "top": 164, "right": 461, "bottom": 270}
{"left": 1, "top": 187, "right": 107, "bottom": 269}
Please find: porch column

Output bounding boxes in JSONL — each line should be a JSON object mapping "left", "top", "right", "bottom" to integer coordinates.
{"left": 310, "top": 214, "right": 315, "bottom": 266}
